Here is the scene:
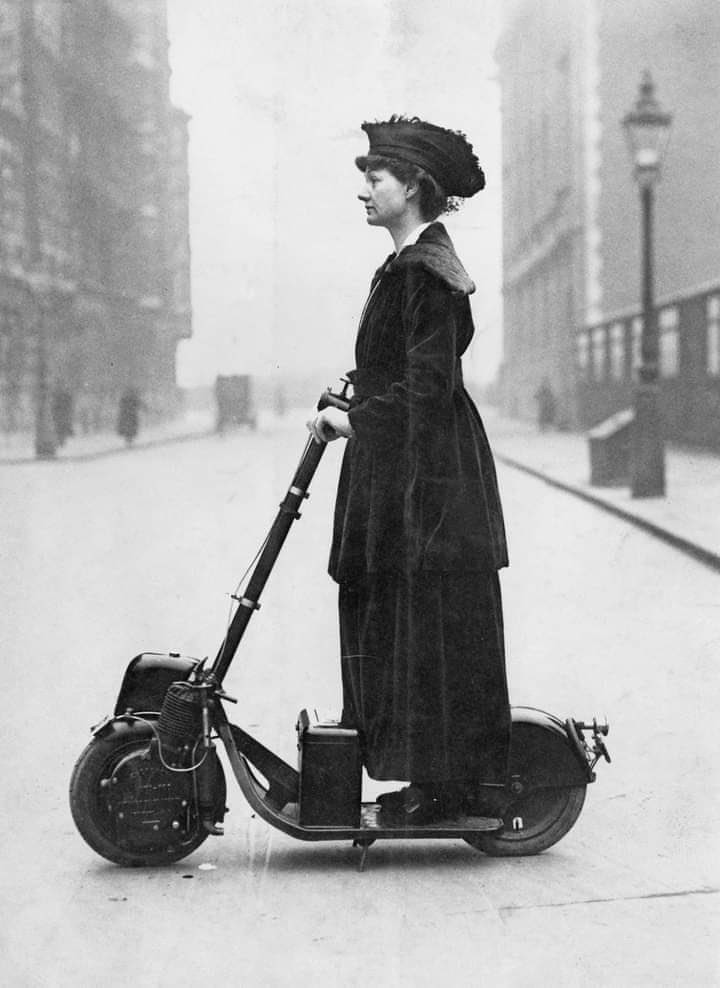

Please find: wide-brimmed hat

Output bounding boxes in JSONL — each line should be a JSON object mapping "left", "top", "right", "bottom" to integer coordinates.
{"left": 355, "top": 116, "right": 485, "bottom": 197}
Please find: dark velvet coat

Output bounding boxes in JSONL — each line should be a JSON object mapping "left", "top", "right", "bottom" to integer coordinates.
{"left": 328, "top": 222, "right": 508, "bottom": 583}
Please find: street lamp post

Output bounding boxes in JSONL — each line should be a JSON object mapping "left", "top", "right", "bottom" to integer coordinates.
{"left": 34, "top": 295, "right": 56, "bottom": 460}
{"left": 25, "top": 272, "right": 58, "bottom": 460}
{"left": 622, "top": 70, "right": 672, "bottom": 498}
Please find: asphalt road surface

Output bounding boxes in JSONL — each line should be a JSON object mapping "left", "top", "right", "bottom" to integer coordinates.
{"left": 1, "top": 415, "right": 717, "bottom": 986}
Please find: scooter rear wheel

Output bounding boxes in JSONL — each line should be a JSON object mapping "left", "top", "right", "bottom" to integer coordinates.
{"left": 465, "top": 784, "right": 585, "bottom": 856}
{"left": 69, "top": 719, "right": 226, "bottom": 867}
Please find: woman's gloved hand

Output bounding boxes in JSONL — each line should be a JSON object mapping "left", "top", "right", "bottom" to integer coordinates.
{"left": 306, "top": 407, "right": 354, "bottom": 444}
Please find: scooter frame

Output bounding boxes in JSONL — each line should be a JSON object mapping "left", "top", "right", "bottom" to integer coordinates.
{"left": 74, "top": 385, "right": 610, "bottom": 866}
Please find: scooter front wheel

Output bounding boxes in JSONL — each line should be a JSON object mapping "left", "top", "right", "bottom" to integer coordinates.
{"left": 69, "top": 719, "right": 226, "bottom": 867}
{"left": 465, "top": 784, "right": 586, "bottom": 857}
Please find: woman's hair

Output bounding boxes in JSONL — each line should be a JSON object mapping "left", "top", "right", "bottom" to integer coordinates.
{"left": 360, "top": 154, "right": 460, "bottom": 220}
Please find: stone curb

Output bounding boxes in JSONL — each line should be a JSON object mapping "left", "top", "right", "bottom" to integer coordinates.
{"left": 495, "top": 452, "right": 720, "bottom": 575}
{"left": 0, "top": 428, "right": 216, "bottom": 467}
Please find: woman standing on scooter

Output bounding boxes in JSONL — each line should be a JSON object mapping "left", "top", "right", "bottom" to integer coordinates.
{"left": 308, "top": 116, "right": 510, "bottom": 824}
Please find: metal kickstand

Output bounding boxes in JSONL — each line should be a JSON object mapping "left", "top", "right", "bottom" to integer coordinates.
{"left": 353, "top": 838, "right": 373, "bottom": 872}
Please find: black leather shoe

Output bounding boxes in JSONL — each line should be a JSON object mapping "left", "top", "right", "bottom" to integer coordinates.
{"left": 378, "top": 785, "right": 443, "bottom": 825}
{"left": 376, "top": 787, "right": 411, "bottom": 812}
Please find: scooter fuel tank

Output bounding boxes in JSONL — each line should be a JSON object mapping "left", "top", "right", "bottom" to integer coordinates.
{"left": 297, "top": 710, "right": 362, "bottom": 827}
{"left": 114, "top": 652, "right": 200, "bottom": 716}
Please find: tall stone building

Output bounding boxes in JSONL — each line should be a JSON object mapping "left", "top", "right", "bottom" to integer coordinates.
{"left": 497, "top": 0, "right": 720, "bottom": 446}
{"left": 0, "top": 0, "right": 191, "bottom": 435}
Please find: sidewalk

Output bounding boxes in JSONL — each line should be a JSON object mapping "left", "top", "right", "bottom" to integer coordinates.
{"left": 0, "top": 408, "right": 215, "bottom": 465}
{"left": 483, "top": 406, "right": 720, "bottom": 573}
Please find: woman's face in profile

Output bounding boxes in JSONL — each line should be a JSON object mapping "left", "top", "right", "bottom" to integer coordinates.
{"left": 358, "top": 168, "right": 409, "bottom": 229}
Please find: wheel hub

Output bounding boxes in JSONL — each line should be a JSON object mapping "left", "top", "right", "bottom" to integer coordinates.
{"left": 104, "top": 748, "right": 198, "bottom": 849}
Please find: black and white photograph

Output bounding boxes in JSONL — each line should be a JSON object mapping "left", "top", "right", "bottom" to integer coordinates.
{"left": 1, "top": 1, "right": 718, "bottom": 984}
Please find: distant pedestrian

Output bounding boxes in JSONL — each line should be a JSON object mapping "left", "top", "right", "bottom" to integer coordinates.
{"left": 52, "top": 388, "right": 74, "bottom": 446}
{"left": 534, "top": 378, "right": 556, "bottom": 432}
{"left": 274, "top": 384, "right": 287, "bottom": 418}
{"left": 214, "top": 376, "right": 228, "bottom": 434}
{"left": 117, "top": 387, "right": 142, "bottom": 445}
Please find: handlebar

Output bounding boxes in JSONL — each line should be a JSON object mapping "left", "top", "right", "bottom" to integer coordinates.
{"left": 317, "top": 378, "right": 351, "bottom": 413}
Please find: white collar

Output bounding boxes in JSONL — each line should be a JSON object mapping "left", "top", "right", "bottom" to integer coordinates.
{"left": 396, "top": 221, "right": 433, "bottom": 254}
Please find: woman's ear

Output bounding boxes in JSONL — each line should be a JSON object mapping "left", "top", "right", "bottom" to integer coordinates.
{"left": 405, "top": 180, "right": 420, "bottom": 201}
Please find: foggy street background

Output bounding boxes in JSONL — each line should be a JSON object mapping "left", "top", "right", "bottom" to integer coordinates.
{"left": 1, "top": 419, "right": 717, "bottom": 985}
{"left": 1, "top": 1, "right": 718, "bottom": 984}
{"left": 165, "top": 0, "right": 506, "bottom": 391}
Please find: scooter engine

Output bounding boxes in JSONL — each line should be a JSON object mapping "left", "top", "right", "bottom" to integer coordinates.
{"left": 156, "top": 681, "right": 205, "bottom": 758}
{"left": 104, "top": 684, "right": 210, "bottom": 851}
{"left": 99, "top": 680, "right": 212, "bottom": 849}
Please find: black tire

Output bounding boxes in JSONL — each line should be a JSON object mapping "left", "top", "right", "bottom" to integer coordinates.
{"left": 465, "top": 784, "right": 586, "bottom": 856}
{"left": 69, "top": 720, "right": 226, "bottom": 867}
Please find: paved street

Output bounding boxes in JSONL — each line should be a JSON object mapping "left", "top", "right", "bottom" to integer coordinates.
{"left": 1, "top": 417, "right": 718, "bottom": 986}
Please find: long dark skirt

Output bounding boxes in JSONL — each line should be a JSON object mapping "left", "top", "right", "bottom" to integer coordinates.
{"left": 339, "top": 570, "right": 511, "bottom": 784}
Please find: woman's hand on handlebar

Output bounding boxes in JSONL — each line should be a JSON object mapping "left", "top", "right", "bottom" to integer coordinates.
{"left": 306, "top": 407, "right": 354, "bottom": 444}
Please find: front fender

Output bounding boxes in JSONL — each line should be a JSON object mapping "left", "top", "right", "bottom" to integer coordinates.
{"left": 114, "top": 652, "right": 200, "bottom": 716}
{"left": 510, "top": 706, "right": 595, "bottom": 787}
{"left": 91, "top": 711, "right": 157, "bottom": 741}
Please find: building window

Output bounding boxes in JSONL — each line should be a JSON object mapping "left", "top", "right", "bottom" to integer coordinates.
{"left": 591, "top": 327, "right": 606, "bottom": 381}
{"left": 0, "top": 3, "right": 22, "bottom": 117}
{"left": 577, "top": 332, "right": 589, "bottom": 377}
{"left": 707, "top": 295, "right": 720, "bottom": 377}
{"left": 659, "top": 306, "right": 679, "bottom": 378}
{"left": 34, "top": 0, "right": 62, "bottom": 55}
{"left": 631, "top": 316, "right": 643, "bottom": 374}
{"left": 609, "top": 322, "right": 625, "bottom": 380}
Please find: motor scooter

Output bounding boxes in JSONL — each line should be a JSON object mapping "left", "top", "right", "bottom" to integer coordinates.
{"left": 69, "top": 384, "right": 610, "bottom": 869}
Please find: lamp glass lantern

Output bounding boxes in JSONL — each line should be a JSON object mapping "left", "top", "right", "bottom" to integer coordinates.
{"left": 622, "top": 70, "right": 672, "bottom": 185}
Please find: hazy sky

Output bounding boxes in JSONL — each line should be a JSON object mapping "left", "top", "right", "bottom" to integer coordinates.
{"left": 166, "top": 0, "right": 504, "bottom": 388}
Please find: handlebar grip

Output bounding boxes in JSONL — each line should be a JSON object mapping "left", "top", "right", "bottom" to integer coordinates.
{"left": 317, "top": 388, "right": 350, "bottom": 413}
